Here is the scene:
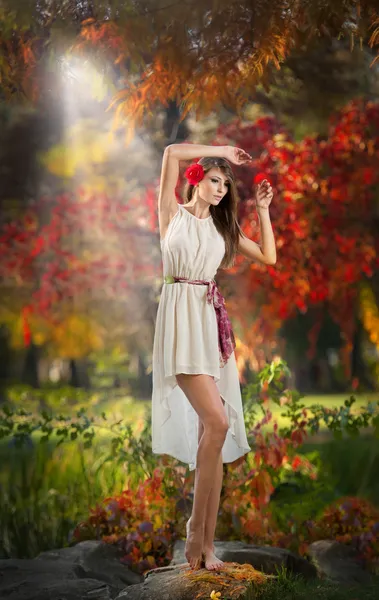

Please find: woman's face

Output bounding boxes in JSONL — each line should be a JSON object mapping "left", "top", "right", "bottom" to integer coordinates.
{"left": 197, "top": 167, "right": 230, "bottom": 206}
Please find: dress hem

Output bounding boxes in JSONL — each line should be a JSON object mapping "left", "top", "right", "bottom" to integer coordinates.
{"left": 153, "top": 365, "right": 251, "bottom": 472}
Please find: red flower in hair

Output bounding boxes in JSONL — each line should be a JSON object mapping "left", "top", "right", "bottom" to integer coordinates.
{"left": 184, "top": 163, "right": 204, "bottom": 186}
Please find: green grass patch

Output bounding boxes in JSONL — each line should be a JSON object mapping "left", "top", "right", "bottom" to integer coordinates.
{"left": 0, "top": 437, "right": 129, "bottom": 558}
{"left": 299, "top": 434, "right": 379, "bottom": 505}
{"left": 248, "top": 570, "right": 379, "bottom": 600}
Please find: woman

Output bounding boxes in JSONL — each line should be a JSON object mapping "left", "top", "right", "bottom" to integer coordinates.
{"left": 151, "top": 143, "right": 276, "bottom": 572}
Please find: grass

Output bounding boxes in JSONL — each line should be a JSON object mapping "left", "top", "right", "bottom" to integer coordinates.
{"left": 300, "top": 434, "right": 379, "bottom": 504}
{"left": 0, "top": 389, "right": 149, "bottom": 557}
{"left": 0, "top": 437, "right": 128, "bottom": 558}
{"left": 5, "top": 385, "right": 378, "bottom": 429}
{"left": 246, "top": 570, "right": 379, "bottom": 600}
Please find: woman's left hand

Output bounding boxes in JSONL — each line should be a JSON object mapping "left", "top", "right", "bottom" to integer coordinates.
{"left": 255, "top": 179, "right": 274, "bottom": 209}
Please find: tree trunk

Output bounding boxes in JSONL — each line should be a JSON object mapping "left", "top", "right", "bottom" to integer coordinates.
{"left": 69, "top": 358, "right": 90, "bottom": 389}
{"left": 21, "top": 342, "right": 40, "bottom": 388}
{"left": 0, "top": 324, "right": 11, "bottom": 401}
{"left": 164, "top": 100, "right": 189, "bottom": 143}
{"left": 137, "top": 352, "right": 152, "bottom": 398}
{"left": 351, "top": 316, "right": 376, "bottom": 390}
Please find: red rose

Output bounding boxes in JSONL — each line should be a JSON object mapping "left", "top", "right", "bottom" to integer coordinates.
{"left": 184, "top": 163, "right": 205, "bottom": 186}
{"left": 254, "top": 172, "right": 272, "bottom": 185}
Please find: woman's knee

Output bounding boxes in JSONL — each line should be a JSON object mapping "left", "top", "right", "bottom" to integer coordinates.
{"left": 207, "top": 417, "right": 229, "bottom": 444}
{"left": 176, "top": 373, "right": 228, "bottom": 439}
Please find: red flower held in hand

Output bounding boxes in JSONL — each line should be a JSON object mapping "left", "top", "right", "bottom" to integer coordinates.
{"left": 184, "top": 163, "right": 205, "bottom": 186}
{"left": 254, "top": 172, "right": 272, "bottom": 186}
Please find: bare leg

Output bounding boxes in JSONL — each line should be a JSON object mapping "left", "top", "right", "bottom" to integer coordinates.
{"left": 195, "top": 416, "right": 225, "bottom": 570}
{"left": 176, "top": 373, "right": 228, "bottom": 570}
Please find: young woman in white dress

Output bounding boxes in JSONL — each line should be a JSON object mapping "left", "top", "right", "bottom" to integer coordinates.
{"left": 157, "top": 143, "right": 276, "bottom": 571}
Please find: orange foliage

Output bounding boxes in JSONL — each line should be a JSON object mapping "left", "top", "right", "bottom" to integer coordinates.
{"left": 1, "top": 3, "right": 379, "bottom": 126}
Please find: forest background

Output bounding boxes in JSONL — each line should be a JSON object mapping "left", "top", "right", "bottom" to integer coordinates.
{"left": 1, "top": 1, "right": 379, "bottom": 581}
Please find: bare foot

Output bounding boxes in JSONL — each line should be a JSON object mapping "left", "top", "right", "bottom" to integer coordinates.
{"left": 185, "top": 517, "right": 204, "bottom": 570}
{"left": 203, "top": 545, "right": 225, "bottom": 571}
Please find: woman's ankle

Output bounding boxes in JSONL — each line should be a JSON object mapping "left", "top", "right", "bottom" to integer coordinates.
{"left": 188, "top": 517, "right": 205, "bottom": 533}
{"left": 202, "top": 541, "right": 215, "bottom": 552}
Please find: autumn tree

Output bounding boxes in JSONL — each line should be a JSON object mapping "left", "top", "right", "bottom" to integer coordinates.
{"left": 211, "top": 99, "right": 379, "bottom": 387}
{"left": 1, "top": 1, "right": 379, "bottom": 390}
{"left": 0, "top": 117, "right": 162, "bottom": 387}
{"left": 0, "top": 1, "right": 379, "bottom": 138}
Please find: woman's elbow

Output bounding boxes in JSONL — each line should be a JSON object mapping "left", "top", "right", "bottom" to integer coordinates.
{"left": 164, "top": 144, "right": 178, "bottom": 157}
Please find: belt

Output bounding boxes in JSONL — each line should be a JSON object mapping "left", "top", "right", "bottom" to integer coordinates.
{"left": 163, "top": 274, "right": 236, "bottom": 367}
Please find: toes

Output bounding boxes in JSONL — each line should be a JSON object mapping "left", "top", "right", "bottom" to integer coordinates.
{"left": 189, "top": 558, "right": 202, "bottom": 570}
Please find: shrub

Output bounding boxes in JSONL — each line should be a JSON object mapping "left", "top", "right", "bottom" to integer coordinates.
{"left": 73, "top": 469, "right": 178, "bottom": 573}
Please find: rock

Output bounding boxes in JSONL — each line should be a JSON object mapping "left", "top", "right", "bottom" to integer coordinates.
{"left": 306, "top": 539, "right": 373, "bottom": 584}
{"left": 115, "top": 561, "right": 273, "bottom": 600}
{"left": 171, "top": 539, "right": 317, "bottom": 579}
{"left": 36, "top": 540, "right": 141, "bottom": 588}
{"left": 0, "top": 537, "right": 328, "bottom": 600}
{"left": 115, "top": 564, "right": 196, "bottom": 600}
{"left": 0, "top": 540, "right": 142, "bottom": 600}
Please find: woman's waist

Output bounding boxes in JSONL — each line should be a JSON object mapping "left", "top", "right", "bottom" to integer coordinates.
{"left": 163, "top": 275, "right": 223, "bottom": 307}
{"left": 163, "top": 274, "right": 215, "bottom": 285}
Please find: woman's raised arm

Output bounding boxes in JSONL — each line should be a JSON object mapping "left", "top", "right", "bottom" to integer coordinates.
{"left": 158, "top": 144, "right": 226, "bottom": 240}
{"left": 158, "top": 143, "right": 252, "bottom": 240}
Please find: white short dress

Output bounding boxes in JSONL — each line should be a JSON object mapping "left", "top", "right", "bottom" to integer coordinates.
{"left": 151, "top": 203, "right": 251, "bottom": 471}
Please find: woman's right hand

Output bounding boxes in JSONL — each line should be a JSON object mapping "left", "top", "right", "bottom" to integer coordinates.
{"left": 223, "top": 145, "right": 253, "bottom": 166}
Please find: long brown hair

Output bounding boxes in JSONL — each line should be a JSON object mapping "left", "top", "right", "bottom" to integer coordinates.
{"left": 183, "top": 156, "right": 244, "bottom": 269}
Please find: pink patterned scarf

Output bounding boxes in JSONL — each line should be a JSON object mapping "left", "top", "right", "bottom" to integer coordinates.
{"left": 164, "top": 275, "right": 236, "bottom": 367}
